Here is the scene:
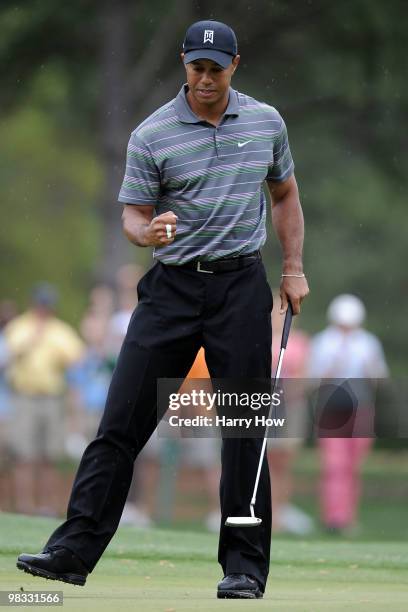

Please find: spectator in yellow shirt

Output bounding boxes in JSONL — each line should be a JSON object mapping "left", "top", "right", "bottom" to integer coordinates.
{"left": 4, "top": 283, "right": 84, "bottom": 515}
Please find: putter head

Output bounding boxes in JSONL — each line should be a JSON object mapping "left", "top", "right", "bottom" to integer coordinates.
{"left": 225, "top": 516, "right": 262, "bottom": 527}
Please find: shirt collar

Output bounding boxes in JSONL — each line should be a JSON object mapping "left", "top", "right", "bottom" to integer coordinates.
{"left": 173, "top": 84, "right": 240, "bottom": 124}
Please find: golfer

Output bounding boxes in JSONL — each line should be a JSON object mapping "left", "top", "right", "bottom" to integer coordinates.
{"left": 17, "top": 20, "right": 309, "bottom": 599}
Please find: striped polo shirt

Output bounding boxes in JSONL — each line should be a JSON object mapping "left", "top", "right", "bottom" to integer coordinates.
{"left": 118, "top": 85, "right": 294, "bottom": 264}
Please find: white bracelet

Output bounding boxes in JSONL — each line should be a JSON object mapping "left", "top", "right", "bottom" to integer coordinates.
{"left": 281, "top": 273, "right": 305, "bottom": 278}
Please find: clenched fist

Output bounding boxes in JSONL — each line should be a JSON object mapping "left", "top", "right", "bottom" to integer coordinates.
{"left": 144, "top": 211, "right": 178, "bottom": 247}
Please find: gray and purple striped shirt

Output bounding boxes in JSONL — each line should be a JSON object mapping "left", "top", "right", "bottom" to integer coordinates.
{"left": 118, "top": 85, "right": 294, "bottom": 264}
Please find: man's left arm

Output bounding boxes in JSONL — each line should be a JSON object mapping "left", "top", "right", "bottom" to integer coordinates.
{"left": 267, "top": 175, "right": 309, "bottom": 315}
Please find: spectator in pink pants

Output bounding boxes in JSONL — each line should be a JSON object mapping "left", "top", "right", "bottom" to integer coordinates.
{"left": 308, "top": 295, "right": 388, "bottom": 533}
{"left": 319, "top": 436, "right": 372, "bottom": 530}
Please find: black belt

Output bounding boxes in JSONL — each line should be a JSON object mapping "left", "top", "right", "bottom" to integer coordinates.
{"left": 174, "top": 251, "right": 261, "bottom": 274}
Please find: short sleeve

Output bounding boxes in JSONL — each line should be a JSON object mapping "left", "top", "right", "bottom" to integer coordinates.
{"left": 266, "top": 116, "right": 295, "bottom": 182}
{"left": 118, "top": 132, "right": 160, "bottom": 205}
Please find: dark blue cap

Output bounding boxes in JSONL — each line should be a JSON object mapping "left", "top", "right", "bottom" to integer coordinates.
{"left": 182, "top": 20, "right": 238, "bottom": 69}
{"left": 31, "top": 282, "right": 58, "bottom": 308}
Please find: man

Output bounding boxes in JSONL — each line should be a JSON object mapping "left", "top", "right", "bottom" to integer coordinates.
{"left": 17, "top": 20, "right": 309, "bottom": 599}
{"left": 308, "top": 294, "right": 388, "bottom": 533}
{"left": 5, "top": 284, "right": 84, "bottom": 515}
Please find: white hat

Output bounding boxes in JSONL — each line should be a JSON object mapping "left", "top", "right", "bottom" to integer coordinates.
{"left": 327, "top": 294, "right": 366, "bottom": 327}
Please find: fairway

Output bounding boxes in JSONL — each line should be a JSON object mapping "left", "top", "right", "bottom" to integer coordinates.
{"left": 1, "top": 513, "right": 407, "bottom": 611}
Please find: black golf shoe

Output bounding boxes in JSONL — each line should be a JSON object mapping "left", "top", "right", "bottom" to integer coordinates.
{"left": 17, "top": 548, "right": 88, "bottom": 586}
{"left": 217, "top": 573, "right": 263, "bottom": 599}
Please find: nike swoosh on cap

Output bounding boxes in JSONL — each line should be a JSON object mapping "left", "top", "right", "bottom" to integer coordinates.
{"left": 237, "top": 140, "right": 253, "bottom": 148}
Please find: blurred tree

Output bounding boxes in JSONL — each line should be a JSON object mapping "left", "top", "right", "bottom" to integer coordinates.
{"left": 0, "top": 0, "right": 195, "bottom": 279}
{"left": 0, "top": 106, "right": 101, "bottom": 321}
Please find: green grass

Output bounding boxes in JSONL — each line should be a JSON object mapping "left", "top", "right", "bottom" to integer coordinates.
{"left": 290, "top": 449, "right": 408, "bottom": 542}
{"left": 155, "top": 449, "right": 408, "bottom": 541}
{"left": 1, "top": 513, "right": 408, "bottom": 611}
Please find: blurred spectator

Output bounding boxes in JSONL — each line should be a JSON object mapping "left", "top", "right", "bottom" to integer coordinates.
{"left": 106, "top": 264, "right": 144, "bottom": 363}
{"left": 81, "top": 284, "right": 115, "bottom": 370}
{"left": 66, "top": 283, "right": 115, "bottom": 454}
{"left": 268, "top": 298, "right": 314, "bottom": 535}
{"left": 0, "top": 300, "right": 18, "bottom": 509}
{"left": 308, "top": 294, "right": 388, "bottom": 533}
{"left": 0, "top": 300, "right": 18, "bottom": 430}
{"left": 4, "top": 283, "right": 84, "bottom": 515}
{"left": 88, "top": 284, "right": 115, "bottom": 317}
{"left": 66, "top": 345, "right": 110, "bottom": 457}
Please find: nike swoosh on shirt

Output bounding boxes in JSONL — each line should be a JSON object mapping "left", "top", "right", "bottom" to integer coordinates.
{"left": 237, "top": 140, "right": 254, "bottom": 148}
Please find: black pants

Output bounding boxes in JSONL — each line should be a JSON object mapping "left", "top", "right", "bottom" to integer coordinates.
{"left": 45, "top": 259, "right": 273, "bottom": 590}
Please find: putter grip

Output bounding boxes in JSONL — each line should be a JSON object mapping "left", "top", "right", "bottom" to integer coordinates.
{"left": 281, "top": 302, "right": 293, "bottom": 349}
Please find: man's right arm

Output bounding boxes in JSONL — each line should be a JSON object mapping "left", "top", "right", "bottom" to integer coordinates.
{"left": 121, "top": 204, "right": 177, "bottom": 247}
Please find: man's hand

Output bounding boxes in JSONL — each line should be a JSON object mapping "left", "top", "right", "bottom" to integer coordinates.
{"left": 122, "top": 204, "right": 177, "bottom": 247}
{"left": 280, "top": 275, "right": 310, "bottom": 315}
{"left": 144, "top": 211, "right": 178, "bottom": 247}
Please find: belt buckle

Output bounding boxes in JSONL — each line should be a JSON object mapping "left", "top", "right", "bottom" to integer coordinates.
{"left": 197, "top": 261, "right": 214, "bottom": 274}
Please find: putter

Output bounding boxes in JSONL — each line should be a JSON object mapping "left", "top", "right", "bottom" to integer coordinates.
{"left": 225, "top": 302, "right": 293, "bottom": 527}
